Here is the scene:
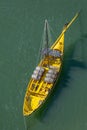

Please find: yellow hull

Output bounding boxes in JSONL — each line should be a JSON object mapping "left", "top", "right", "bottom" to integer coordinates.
{"left": 23, "top": 13, "right": 79, "bottom": 116}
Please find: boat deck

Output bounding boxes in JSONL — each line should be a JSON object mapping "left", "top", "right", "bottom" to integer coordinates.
{"left": 27, "top": 55, "right": 62, "bottom": 97}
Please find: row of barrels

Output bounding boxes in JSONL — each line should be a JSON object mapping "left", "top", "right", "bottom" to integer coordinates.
{"left": 44, "top": 68, "right": 58, "bottom": 83}
{"left": 31, "top": 66, "right": 44, "bottom": 80}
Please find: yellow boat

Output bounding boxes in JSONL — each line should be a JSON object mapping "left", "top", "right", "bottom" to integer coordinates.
{"left": 23, "top": 12, "right": 79, "bottom": 116}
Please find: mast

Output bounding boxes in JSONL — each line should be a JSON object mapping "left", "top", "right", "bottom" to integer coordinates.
{"left": 40, "top": 19, "right": 50, "bottom": 66}
{"left": 45, "top": 19, "right": 49, "bottom": 56}
{"left": 45, "top": 19, "right": 50, "bottom": 66}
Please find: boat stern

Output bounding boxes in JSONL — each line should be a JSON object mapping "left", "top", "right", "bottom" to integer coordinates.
{"left": 23, "top": 94, "right": 45, "bottom": 116}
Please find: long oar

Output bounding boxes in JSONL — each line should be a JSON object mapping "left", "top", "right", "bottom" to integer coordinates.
{"left": 51, "top": 12, "right": 80, "bottom": 49}
{"left": 63, "top": 12, "right": 80, "bottom": 33}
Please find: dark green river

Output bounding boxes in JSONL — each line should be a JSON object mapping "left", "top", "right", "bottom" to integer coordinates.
{"left": 0, "top": 0, "right": 87, "bottom": 130}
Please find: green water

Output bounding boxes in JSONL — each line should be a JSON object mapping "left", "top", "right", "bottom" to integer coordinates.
{"left": 0, "top": 0, "right": 87, "bottom": 130}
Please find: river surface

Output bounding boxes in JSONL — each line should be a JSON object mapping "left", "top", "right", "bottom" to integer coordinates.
{"left": 0, "top": 0, "right": 87, "bottom": 130}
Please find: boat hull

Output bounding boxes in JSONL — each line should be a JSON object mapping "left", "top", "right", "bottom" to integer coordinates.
{"left": 23, "top": 12, "right": 79, "bottom": 116}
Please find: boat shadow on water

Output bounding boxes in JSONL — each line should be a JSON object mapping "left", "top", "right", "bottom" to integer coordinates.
{"left": 34, "top": 34, "right": 87, "bottom": 121}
